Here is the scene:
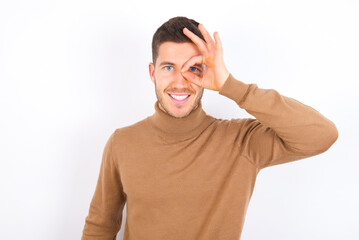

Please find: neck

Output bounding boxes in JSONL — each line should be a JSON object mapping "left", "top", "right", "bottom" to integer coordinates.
{"left": 157, "top": 102, "right": 200, "bottom": 119}
{"left": 147, "top": 100, "right": 214, "bottom": 140}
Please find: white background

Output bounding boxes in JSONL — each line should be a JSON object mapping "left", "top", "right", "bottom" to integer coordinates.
{"left": 0, "top": 0, "right": 358, "bottom": 239}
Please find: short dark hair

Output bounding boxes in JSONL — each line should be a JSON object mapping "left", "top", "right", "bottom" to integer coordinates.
{"left": 151, "top": 16, "right": 205, "bottom": 65}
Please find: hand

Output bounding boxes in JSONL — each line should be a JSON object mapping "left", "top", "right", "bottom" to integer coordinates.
{"left": 181, "top": 24, "right": 230, "bottom": 91}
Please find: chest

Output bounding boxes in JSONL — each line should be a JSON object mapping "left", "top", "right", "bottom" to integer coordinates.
{"left": 118, "top": 138, "right": 234, "bottom": 206}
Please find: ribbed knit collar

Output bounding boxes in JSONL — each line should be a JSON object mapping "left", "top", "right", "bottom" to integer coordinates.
{"left": 147, "top": 100, "right": 214, "bottom": 140}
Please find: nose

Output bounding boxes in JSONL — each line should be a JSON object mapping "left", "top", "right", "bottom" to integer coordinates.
{"left": 172, "top": 71, "right": 190, "bottom": 88}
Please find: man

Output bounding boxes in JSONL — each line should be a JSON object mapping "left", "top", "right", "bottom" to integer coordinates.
{"left": 81, "top": 16, "right": 338, "bottom": 240}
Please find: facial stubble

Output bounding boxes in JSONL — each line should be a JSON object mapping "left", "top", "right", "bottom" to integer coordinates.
{"left": 153, "top": 76, "right": 204, "bottom": 119}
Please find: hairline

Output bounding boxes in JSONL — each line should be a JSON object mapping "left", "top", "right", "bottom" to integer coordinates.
{"left": 153, "top": 41, "right": 198, "bottom": 66}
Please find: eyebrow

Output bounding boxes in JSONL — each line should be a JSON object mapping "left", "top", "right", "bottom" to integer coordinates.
{"left": 159, "top": 61, "right": 203, "bottom": 69}
{"left": 159, "top": 61, "right": 175, "bottom": 67}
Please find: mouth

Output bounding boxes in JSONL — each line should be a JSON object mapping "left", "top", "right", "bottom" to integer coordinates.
{"left": 168, "top": 93, "right": 191, "bottom": 103}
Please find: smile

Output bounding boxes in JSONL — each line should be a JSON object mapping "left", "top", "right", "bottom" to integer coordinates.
{"left": 168, "top": 94, "right": 191, "bottom": 103}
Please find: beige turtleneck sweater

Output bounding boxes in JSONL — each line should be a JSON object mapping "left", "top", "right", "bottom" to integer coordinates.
{"left": 81, "top": 74, "right": 338, "bottom": 240}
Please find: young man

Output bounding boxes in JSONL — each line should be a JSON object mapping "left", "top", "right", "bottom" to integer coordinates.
{"left": 81, "top": 16, "right": 338, "bottom": 240}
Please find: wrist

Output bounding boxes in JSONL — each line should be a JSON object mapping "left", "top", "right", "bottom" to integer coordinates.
{"left": 218, "top": 71, "right": 230, "bottom": 91}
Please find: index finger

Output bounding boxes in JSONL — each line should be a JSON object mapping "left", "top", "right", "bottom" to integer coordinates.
{"left": 181, "top": 55, "right": 204, "bottom": 73}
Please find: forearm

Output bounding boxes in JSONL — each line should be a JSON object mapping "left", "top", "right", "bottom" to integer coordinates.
{"left": 218, "top": 74, "right": 338, "bottom": 167}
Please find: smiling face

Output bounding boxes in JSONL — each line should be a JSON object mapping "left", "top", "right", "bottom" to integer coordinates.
{"left": 149, "top": 41, "right": 204, "bottom": 118}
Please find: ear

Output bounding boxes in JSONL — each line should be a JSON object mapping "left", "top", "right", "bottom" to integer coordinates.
{"left": 149, "top": 62, "right": 155, "bottom": 84}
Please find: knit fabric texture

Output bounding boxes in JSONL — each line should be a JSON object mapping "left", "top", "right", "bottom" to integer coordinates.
{"left": 81, "top": 74, "right": 338, "bottom": 240}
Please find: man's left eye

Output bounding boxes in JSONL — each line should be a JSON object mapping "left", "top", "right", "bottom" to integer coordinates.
{"left": 189, "top": 67, "right": 199, "bottom": 72}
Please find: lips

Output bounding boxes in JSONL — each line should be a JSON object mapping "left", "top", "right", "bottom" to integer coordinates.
{"left": 168, "top": 93, "right": 191, "bottom": 103}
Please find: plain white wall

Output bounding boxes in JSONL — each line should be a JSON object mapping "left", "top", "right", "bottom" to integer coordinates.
{"left": 0, "top": 0, "right": 358, "bottom": 239}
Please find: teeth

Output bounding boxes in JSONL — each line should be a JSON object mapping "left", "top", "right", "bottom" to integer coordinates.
{"left": 170, "top": 94, "right": 189, "bottom": 101}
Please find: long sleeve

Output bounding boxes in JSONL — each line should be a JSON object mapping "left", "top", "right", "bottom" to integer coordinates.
{"left": 218, "top": 74, "right": 339, "bottom": 170}
{"left": 81, "top": 131, "right": 127, "bottom": 240}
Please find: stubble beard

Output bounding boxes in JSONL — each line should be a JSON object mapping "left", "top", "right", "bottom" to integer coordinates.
{"left": 154, "top": 77, "right": 204, "bottom": 119}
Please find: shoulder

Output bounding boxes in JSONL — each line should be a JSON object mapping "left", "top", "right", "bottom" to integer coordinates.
{"left": 115, "top": 117, "right": 148, "bottom": 133}
{"left": 206, "top": 115, "right": 267, "bottom": 144}
{"left": 206, "top": 114, "right": 255, "bottom": 131}
{"left": 112, "top": 117, "right": 149, "bottom": 140}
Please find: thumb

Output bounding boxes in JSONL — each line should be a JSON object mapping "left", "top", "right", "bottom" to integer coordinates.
{"left": 181, "top": 71, "right": 202, "bottom": 87}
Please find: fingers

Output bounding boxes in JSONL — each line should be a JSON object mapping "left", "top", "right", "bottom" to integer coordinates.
{"left": 183, "top": 27, "right": 207, "bottom": 53}
{"left": 181, "top": 55, "right": 204, "bottom": 87}
{"left": 181, "top": 70, "right": 202, "bottom": 87}
{"left": 213, "top": 31, "right": 223, "bottom": 53}
{"left": 198, "top": 24, "right": 215, "bottom": 48}
{"left": 183, "top": 24, "right": 222, "bottom": 55}
{"left": 181, "top": 24, "right": 225, "bottom": 90}
{"left": 181, "top": 55, "right": 204, "bottom": 73}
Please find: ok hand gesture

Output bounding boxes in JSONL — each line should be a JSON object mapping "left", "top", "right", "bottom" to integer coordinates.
{"left": 181, "top": 24, "right": 230, "bottom": 91}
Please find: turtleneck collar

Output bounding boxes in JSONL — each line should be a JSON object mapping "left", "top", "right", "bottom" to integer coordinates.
{"left": 147, "top": 100, "right": 214, "bottom": 140}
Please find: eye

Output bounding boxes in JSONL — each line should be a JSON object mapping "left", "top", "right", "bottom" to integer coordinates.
{"left": 164, "top": 66, "right": 173, "bottom": 71}
{"left": 189, "top": 67, "right": 199, "bottom": 72}
{"left": 190, "top": 66, "right": 203, "bottom": 73}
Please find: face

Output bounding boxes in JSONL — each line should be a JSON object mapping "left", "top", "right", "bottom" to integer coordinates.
{"left": 149, "top": 42, "right": 204, "bottom": 118}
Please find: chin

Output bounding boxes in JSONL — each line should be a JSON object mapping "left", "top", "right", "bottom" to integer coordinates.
{"left": 157, "top": 92, "right": 202, "bottom": 118}
{"left": 172, "top": 112, "right": 191, "bottom": 118}
{"left": 164, "top": 105, "right": 192, "bottom": 119}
